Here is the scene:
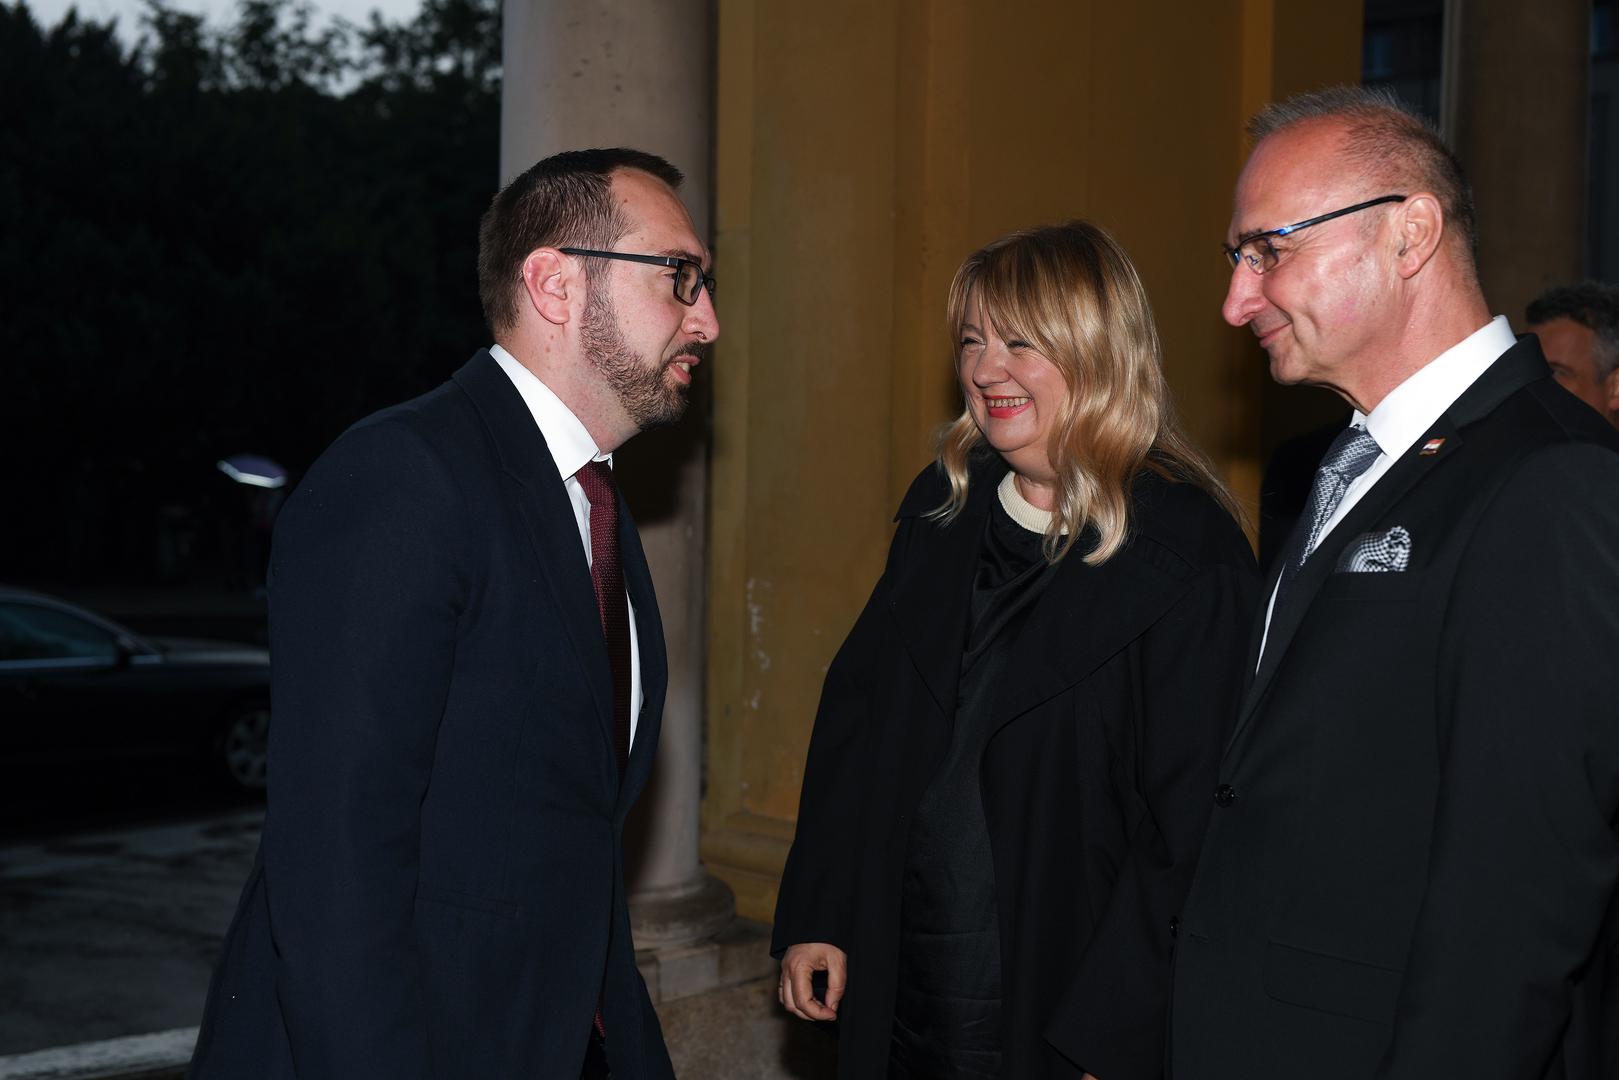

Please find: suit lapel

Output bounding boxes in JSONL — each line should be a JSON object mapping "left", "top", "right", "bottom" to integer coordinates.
{"left": 618, "top": 493, "right": 665, "bottom": 808}
{"left": 1228, "top": 421, "right": 1461, "bottom": 752}
{"left": 1226, "top": 337, "right": 1550, "bottom": 757}
{"left": 452, "top": 352, "right": 619, "bottom": 766}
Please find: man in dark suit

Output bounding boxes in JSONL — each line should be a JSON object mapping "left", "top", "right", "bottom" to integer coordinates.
{"left": 1171, "top": 87, "right": 1619, "bottom": 1079}
{"left": 1526, "top": 282, "right": 1619, "bottom": 430}
{"left": 189, "top": 148, "right": 718, "bottom": 1079}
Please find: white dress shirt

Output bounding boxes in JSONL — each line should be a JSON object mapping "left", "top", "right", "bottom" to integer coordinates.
{"left": 490, "top": 344, "right": 642, "bottom": 746}
{"left": 1259, "top": 315, "right": 1517, "bottom": 659}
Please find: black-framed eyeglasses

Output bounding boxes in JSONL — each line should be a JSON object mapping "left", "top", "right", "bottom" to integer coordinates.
{"left": 559, "top": 247, "right": 716, "bottom": 306}
{"left": 1222, "top": 195, "right": 1406, "bottom": 274}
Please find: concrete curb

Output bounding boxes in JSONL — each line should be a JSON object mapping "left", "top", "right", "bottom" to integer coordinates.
{"left": 0, "top": 1028, "right": 193, "bottom": 1080}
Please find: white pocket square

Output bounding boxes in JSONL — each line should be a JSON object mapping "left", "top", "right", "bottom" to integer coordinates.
{"left": 1336, "top": 525, "right": 1412, "bottom": 573}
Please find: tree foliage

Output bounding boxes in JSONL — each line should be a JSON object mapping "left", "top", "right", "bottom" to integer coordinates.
{"left": 0, "top": 0, "right": 500, "bottom": 582}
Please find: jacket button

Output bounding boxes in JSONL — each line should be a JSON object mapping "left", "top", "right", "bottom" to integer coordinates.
{"left": 1214, "top": 783, "right": 1237, "bottom": 807}
{"left": 1169, "top": 916, "right": 1180, "bottom": 938}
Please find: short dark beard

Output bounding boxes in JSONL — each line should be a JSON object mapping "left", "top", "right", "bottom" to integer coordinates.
{"left": 580, "top": 286, "right": 699, "bottom": 431}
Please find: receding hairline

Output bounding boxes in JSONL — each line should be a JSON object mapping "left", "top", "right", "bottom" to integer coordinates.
{"left": 601, "top": 167, "right": 707, "bottom": 256}
{"left": 1245, "top": 84, "right": 1408, "bottom": 142}
{"left": 1240, "top": 86, "right": 1479, "bottom": 265}
{"left": 1227, "top": 118, "right": 1369, "bottom": 241}
{"left": 1242, "top": 113, "right": 1393, "bottom": 204}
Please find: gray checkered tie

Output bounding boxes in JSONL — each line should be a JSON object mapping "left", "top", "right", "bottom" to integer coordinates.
{"left": 1273, "top": 424, "right": 1381, "bottom": 610}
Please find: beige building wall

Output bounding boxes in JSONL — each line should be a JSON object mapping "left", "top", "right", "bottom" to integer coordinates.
{"left": 704, "top": 0, "right": 1364, "bottom": 922}
{"left": 1448, "top": 0, "right": 1589, "bottom": 322}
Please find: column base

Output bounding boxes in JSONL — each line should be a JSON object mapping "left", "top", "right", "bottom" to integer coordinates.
{"left": 629, "top": 869, "right": 736, "bottom": 951}
{"left": 631, "top": 873, "right": 772, "bottom": 1008}
{"left": 636, "top": 917, "right": 778, "bottom": 1007}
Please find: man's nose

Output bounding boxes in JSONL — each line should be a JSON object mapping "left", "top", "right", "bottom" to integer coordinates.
{"left": 1221, "top": 264, "right": 1263, "bottom": 328}
{"left": 683, "top": 287, "right": 719, "bottom": 342}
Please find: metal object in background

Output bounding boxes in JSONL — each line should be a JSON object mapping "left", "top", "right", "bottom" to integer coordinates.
{"left": 214, "top": 455, "right": 286, "bottom": 490}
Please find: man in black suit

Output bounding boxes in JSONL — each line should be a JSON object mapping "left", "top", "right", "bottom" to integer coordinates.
{"left": 1171, "top": 87, "right": 1619, "bottom": 1079}
{"left": 1526, "top": 282, "right": 1619, "bottom": 430}
{"left": 189, "top": 148, "right": 718, "bottom": 1079}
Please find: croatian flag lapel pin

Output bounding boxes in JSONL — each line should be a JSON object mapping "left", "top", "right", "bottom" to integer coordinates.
{"left": 1419, "top": 437, "right": 1446, "bottom": 456}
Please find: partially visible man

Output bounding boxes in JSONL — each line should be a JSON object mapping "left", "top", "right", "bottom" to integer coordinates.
{"left": 1172, "top": 87, "right": 1619, "bottom": 1080}
{"left": 1527, "top": 281, "right": 1619, "bottom": 428}
{"left": 189, "top": 148, "right": 717, "bottom": 1079}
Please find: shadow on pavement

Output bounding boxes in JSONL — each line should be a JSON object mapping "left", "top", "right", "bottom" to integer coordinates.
{"left": 0, "top": 757, "right": 262, "bottom": 844}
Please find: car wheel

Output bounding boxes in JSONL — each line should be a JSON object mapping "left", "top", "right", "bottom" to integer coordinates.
{"left": 215, "top": 701, "right": 270, "bottom": 792}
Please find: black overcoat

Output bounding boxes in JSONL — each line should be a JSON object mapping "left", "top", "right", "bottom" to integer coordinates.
{"left": 773, "top": 454, "right": 1259, "bottom": 1079}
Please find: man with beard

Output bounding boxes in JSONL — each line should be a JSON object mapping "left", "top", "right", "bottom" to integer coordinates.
{"left": 189, "top": 148, "right": 717, "bottom": 1080}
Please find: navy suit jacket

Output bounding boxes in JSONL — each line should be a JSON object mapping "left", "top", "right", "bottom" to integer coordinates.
{"left": 1172, "top": 338, "right": 1619, "bottom": 1080}
{"left": 190, "top": 351, "right": 674, "bottom": 1079}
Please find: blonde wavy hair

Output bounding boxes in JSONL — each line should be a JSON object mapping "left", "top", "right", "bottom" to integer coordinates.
{"left": 931, "top": 220, "right": 1243, "bottom": 565}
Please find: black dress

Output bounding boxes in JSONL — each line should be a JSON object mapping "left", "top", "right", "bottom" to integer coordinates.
{"left": 890, "top": 497, "right": 1057, "bottom": 1078}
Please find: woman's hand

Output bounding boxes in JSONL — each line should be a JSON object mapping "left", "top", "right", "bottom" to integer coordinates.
{"left": 778, "top": 942, "right": 847, "bottom": 1021}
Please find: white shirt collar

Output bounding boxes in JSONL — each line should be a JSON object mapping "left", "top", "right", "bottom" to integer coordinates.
{"left": 489, "top": 344, "right": 610, "bottom": 481}
{"left": 1354, "top": 315, "right": 1516, "bottom": 459}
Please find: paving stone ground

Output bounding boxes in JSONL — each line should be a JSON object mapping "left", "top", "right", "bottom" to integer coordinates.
{"left": 659, "top": 976, "right": 838, "bottom": 1080}
{"left": 0, "top": 810, "right": 262, "bottom": 1056}
{"left": 0, "top": 808, "right": 839, "bottom": 1077}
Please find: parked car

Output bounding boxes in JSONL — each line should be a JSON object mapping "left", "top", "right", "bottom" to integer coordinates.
{"left": 0, "top": 587, "right": 269, "bottom": 792}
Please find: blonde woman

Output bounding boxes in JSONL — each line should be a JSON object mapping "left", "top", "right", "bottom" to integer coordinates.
{"left": 773, "top": 222, "right": 1259, "bottom": 1079}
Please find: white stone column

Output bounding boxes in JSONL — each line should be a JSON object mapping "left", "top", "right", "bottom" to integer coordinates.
{"left": 500, "top": 0, "right": 732, "bottom": 949}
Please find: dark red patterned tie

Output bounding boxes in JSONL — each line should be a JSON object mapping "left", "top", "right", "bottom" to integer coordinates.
{"left": 576, "top": 460, "right": 631, "bottom": 1061}
{"left": 576, "top": 459, "right": 631, "bottom": 775}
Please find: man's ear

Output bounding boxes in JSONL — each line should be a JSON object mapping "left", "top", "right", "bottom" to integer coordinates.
{"left": 521, "top": 248, "right": 574, "bottom": 326}
{"left": 1392, "top": 192, "right": 1444, "bottom": 280}
{"left": 1604, "top": 367, "right": 1619, "bottom": 419}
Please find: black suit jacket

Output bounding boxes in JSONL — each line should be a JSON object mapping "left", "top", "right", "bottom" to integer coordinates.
{"left": 189, "top": 352, "right": 674, "bottom": 1080}
{"left": 1172, "top": 338, "right": 1619, "bottom": 1080}
{"left": 774, "top": 455, "right": 1257, "bottom": 1079}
